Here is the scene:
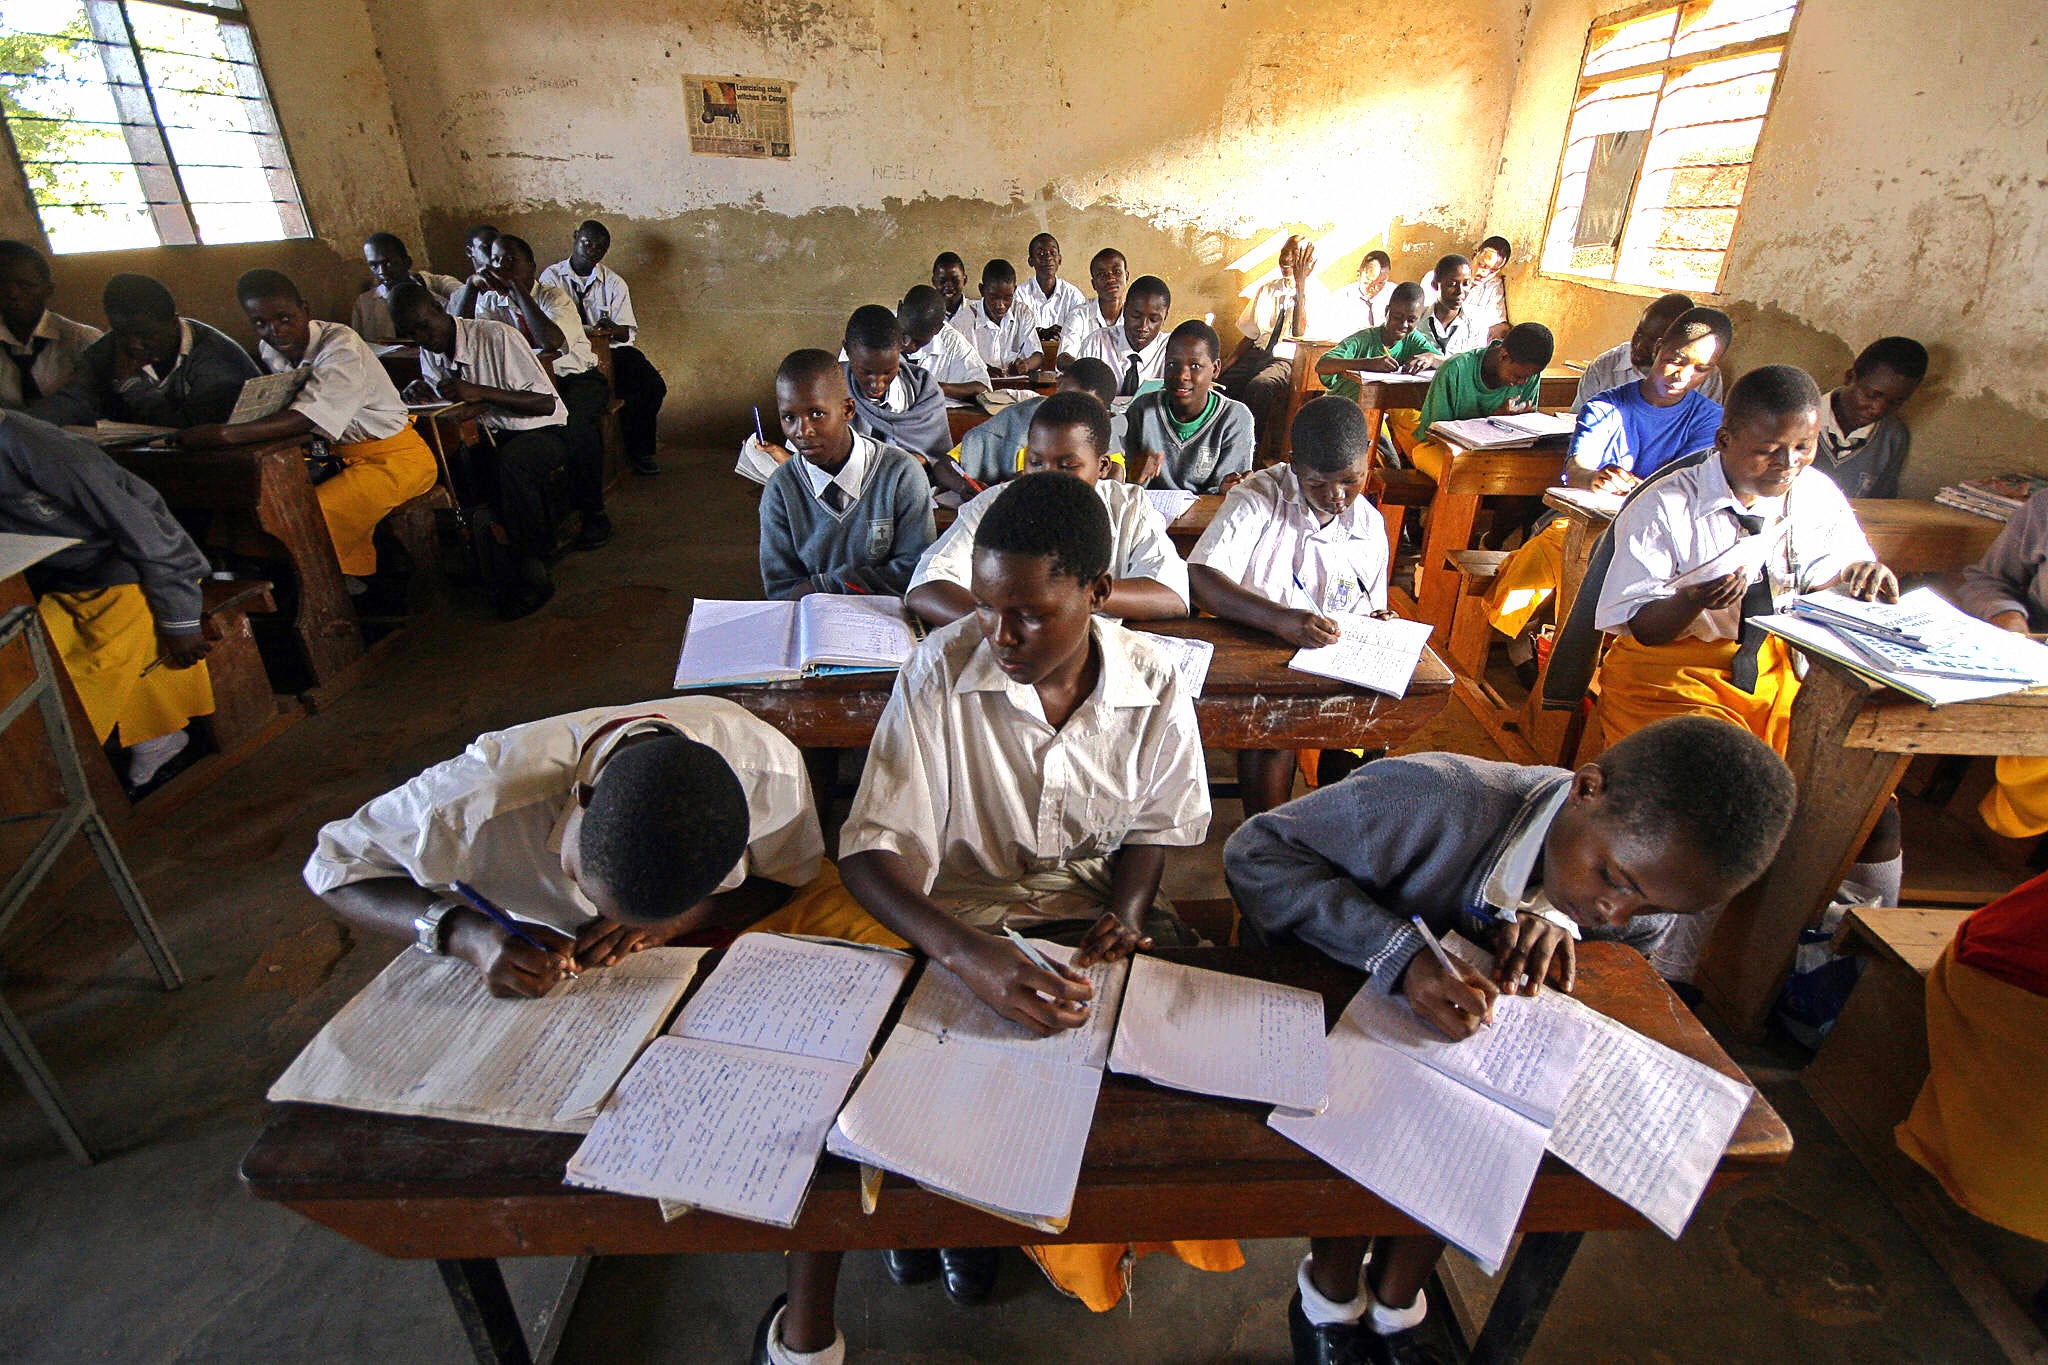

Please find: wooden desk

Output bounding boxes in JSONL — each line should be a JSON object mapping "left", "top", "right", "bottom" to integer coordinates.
{"left": 112, "top": 442, "right": 363, "bottom": 692}
{"left": 946, "top": 406, "right": 988, "bottom": 443}
{"left": 1408, "top": 444, "right": 1567, "bottom": 651}
{"left": 241, "top": 942, "right": 1789, "bottom": 1365}
{"left": 700, "top": 616, "right": 1452, "bottom": 751}
{"left": 933, "top": 492, "right": 1222, "bottom": 556}
{"left": 1351, "top": 371, "right": 1580, "bottom": 451}
{"left": 375, "top": 343, "right": 422, "bottom": 392}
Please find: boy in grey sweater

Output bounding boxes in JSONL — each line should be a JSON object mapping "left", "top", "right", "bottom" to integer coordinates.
{"left": 1126, "top": 320, "right": 1255, "bottom": 493}
{"left": 841, "top": 304, "right": 960, "bottom": 480}
{"left": 1814, "top": 336, "right": 1926, "bottom": 500}
{"left": 1224, "top": 715, "right": 1796, "bottom": 1365}
{"left": 759, "top": 348, "right": 934, "bottom": 599}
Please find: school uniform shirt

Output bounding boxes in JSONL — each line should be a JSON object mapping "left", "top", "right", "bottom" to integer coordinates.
{"left": 1317, "top": 324, "right": 1441, "bottom": 402}
{"left": 1568, "top": 383, "right": 1722, "bottom": 482}
{"left": 1124, "top": 389, "right": 1255, "bottom": 493}
{"left": 0, "top": 308, "right": 101, "bottom": 410}
{"left": 1958, "top": 489, "right": 2048, "bottom": 632}
{"left": 257, "top": 319, "right": 409, "bottom": 445}
{"left": 1078, "top": 323, "right": 1169, "bottom": 393}
{"left": 349, "top": 273, "right": 462, "bottom": 346}
{"left": 1418, "top": 306, "right": 1487, "bottom": 358}
{"left": 1014, "top": 274, "right": 1087, "bottom": 333}
{"left": 1318, "top": 277, "right": 1396, "bottom": 341}
{"left": 909, "top": 476, "right": 1190, "bottom": 612}
{"left": 1461, "top": 274, "right": 1507, "bottom": 334}
{"left": 957, "top": 298, "right": 1038, "bottom": 370}
{"left": 474, "top": 282, "right": 597, "bottom": 378}
{"left": 303, "top": 698, "right": 826, "bottom": 936}
{"left": 1189, "top": 464, "right": 1388, "bottom": 616}
{"left": 1571, "top": 341, "right": 1725, "bottom": 412}
{"left": 419, "top": 317, "right": 568, "bottom": 432}
{"left": 838, "top": 613, "right": 1210, "bottom": 927}
{"left": 1415, "top": 346, "right": 1541, "bottom": 441}
{"left": 537, "top": 259, "right": 640, "bottom": 345}
{"left": 1057, "top": 299, "right": 1122, "bottom": 354}
{"left": 845, "top": 359, "right": 951, "bottom": 461}
{"left": 1233, "top": 278, "right": 1336, "bottom": 360}
{"left": 1815, "top": 389, "right": 1911, "bottom": 500}
{"left": 32, "top": 317, "right": 262, "bottom": 430}
{"left": 1594, "top": 451, "right": 1875, "bottom": 642}
{"left": 907, "top": 324, "right": 992, "bottom": 400}
{"left": 759, "top": 432, "right": 935, "bottom": 599}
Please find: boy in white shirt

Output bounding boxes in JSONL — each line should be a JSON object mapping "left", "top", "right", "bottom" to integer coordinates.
{"left": 1056, "top": 247, "right": 1128, "bottom": 367}
{"left": 0, "top": 239, "right": 99, "bottom": 409}
{"left": 1078, "top": 275, "right": 1172, "bottom": 397}
{"left": 1219, "top": 234, "right": 1331, "bottom": 448}
{"left": 958, "top": 259, "right": 1040, "bottom": 374}
{"left": 539, "top": 219, "right": 668, "bottom": 476}
{"left": 932, "top": 252, "right": 971, "bottom": 334}
{"left": 897, "top": 284, "right": 991, "bottom": 404}
{"left": 1318, "top": 250, "right": 1394, "bottom": 342}
{"left": 350, "top": 232, "right": 461, "bottom": 344}
{"left": 1016, "top": 231, "right": 1087, "bottom": 353}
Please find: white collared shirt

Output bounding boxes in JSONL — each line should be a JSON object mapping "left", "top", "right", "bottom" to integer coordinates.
{"left": 0, "top": 308, "right": 100, "bottom": 409}
{"left": 1319, "top": 279, "right": 1395, "bottom": 341}
{"left": 1188, "top": 464, "right": 1388, "bottom": 616}
{"left": 128, "top": 318, "right": 195, "bottom": 390}
{"left": 259, "top": 319, "right": 409, "bottom": 445}
{"left": 910, "top": 477, "right": 1190, "bottom": 611}
{"left": 419, "top": 317, "right": 568, "bottom": 432}
{"left": 799, "top": 430, "right": 874, "bottom": 506}
{"left": 475, "top": 281, "right": 596, "bottom": 377}
{"left": 537, "top": 259, "right": 640, "bottom": 345}
{"left": 1572, "top": 342, "right": 1725, "bottom": 412}
{"left": 1462, "top": 275, "right": 1507, "bottom": 333}
{"left": 302, "top": 697, "right": 825, "bottom": 934}
{"left": 958, "top": 298, "right": 1039, "bottom": 368}
{"left": 1014, "top": 274, "right": 1086, "bottom": 332}
{"left": 1079, "top": 323, "right": 1169, "bottom": 387}
{"left": 1233, "top": 278, "right": 1338, "bottom": 359}
{"left": 907, "top": 323, "right": 991, "bottom": 397}
{"left": 1817, "top": 387, "right": 1875, "bottom": 454}
{"left": 349, "top": 273, "right": 461, "bottom": 345}
{"left": 1058, "top": 298, "right": 1123, "bottom": 353}
{"left": 1595, "top": 453, "right": 1875, "bottom": 641}
{"left": 1419, "top": 307, "right": 1487, "bottom": 357}
{"left": 839, "top": 614, "right": 1210, "bottom": 921}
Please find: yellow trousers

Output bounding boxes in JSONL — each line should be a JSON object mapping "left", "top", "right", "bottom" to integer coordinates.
{"left": 317, "top": 421, "right": 437, "bottom": 576}
{"left": 1981, "top": 756, "right": 2048, "bottom": 839}
{"left": 38, "top": 584, "right": 213, "bottom": 746}
{"left": 746, "top": 864, "right": 1243, "bottom": 1310}
{"left": 1592, "top": 632, "right": 1799, "bottom": 756}
{"left": 1484, "top": 519, "right": 1567, "bottom": 638}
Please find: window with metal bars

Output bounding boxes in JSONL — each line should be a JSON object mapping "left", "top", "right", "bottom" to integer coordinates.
{"left": 1539, "top": 0, "right": 1800, "bottom": 294}
{"left": 0, "top": 0, "right": 308, "bottom": 254}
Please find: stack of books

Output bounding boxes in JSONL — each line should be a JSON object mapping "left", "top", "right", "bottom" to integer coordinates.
{"left": 1934, "top": 474, "right": 2048, "bottom": 522}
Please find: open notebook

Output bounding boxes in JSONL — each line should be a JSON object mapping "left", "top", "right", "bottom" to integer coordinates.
{"left": 266, "top": 947, "right": 705, "bottom": 1133}
{"left": 1431, "top": 412, "right": 1575, "bottom": 449}
{"left": 1288, "top": 614, "right": 1435, "bottom": 697}
{"left": 828, "top": 941, "right": 1129, "bottom": 1231}
{"left": 226, "top": 369, "right": 312, "bottom": 425}
{"left": 566, "top": 934, "right": 912, "bottom": 1227}
{"left": 1108, "top": 955, "right": 1330, "bottom": 1112}
{"left": 1760, "top": 587, "right": 2048, "bottom": 704}
{"left": 674, "top": 595, "right": 918, "bottom": 687}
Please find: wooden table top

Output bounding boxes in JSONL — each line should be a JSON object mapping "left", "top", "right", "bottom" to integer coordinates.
{"left": 240, "top": 942, "right": 1789, "bottom": 1260}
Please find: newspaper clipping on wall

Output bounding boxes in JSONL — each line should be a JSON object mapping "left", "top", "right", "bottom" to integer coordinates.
{"left": 683, "top": 75, "right": 794, "bottom": 160}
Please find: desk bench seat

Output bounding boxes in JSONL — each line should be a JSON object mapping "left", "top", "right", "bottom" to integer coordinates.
{"left": 1444, "top": 549, "right": 1510, "bottom": 678}
{"left": 200, "top": 578, "right": 285, "bottom": 758}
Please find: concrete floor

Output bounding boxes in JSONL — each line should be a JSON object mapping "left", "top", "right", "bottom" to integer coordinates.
{"left": 0, "top": 451, "right": 2015, "bottom": 1363}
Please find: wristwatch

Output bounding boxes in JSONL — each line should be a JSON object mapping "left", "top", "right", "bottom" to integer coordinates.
{"left": 412, "top": 898, "right": 465, "bottom": 956}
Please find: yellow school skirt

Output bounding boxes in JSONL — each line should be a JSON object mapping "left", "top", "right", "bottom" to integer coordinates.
{"left": 1980, "top": 756, "right": 2048, "bottom": 840}
{"left": 317, "top": 421, "right": 438, "bottom": 577}
{"left": 745, "top": 864, "right": 1243, "bottom": 1310}
{"left": 1592, "top": 632, "right": 1799, "bottom": 755}
{"left": 1484, "top": 519, "right": 1568, "bottom": 638}
{"left": 1896, "top": 943, "right": 2048, "bottom": 1241}
{"left": 38, "top": 584, "right": 213, "bottom": 746}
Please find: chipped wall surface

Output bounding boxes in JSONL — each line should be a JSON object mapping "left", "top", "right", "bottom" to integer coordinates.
{"left": 1489, "top": 0, "right": 2048, "bottom": 495}
{"left": 366, "top": 0, "right": 1530, "bottom": 436}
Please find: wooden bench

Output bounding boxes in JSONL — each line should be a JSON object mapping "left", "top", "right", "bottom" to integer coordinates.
{"left": 1367, "top": 466, "right": 1435, "bottom": 572}
{"left": 198, "top": 578, "right": 287, "bottom": 759}
{"left": 1444, "top": 549, "right": 1509, "bottom": 678}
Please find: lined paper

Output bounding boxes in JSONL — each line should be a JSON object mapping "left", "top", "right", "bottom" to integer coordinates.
{"left": 1109, "top": 955, "right": 1329, "bottom": 1111}
{"left": 1343, "top": 987, "right": 1592, "bottom": 1126}
{"left": 899, "top": 941, "right": 1127, "bottom": 1069}
{"left": 1288, "top": 614, "right": 1435, "bottom": 696}
{"left": 669, "top": 933, "right": 911, "bottom": 1065}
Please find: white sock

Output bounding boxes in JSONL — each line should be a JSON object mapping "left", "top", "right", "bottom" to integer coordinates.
{"left": 1296, "top": 1254, "right": 1368, "bottom": 1327}
{"left": 764, "top": 1306, "right": 844, "bottom": 1365}
{"left": 1365, "top": 1283, "right": 1428, "bottom": 1335}
{"left": 1839, "top": 854, "right": 1903, "bottom": 909}
{"left": 125, "top": 729, "right": 189, "bottom": 786}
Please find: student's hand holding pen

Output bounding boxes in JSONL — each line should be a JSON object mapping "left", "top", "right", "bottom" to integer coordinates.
{"left": 1399, "top": 947, "right": 1499, "bottom": 1040}
{"left": 1588, "top": 465, "right": 1639, "bottom": 495}
{"left": 449, "top": 914, "right": 578, "bottom": 999}
{"left": 1071, "top": 911, "right": 1152, "bottom": 967}
{"left": 1279, "top": 608, "right": 1343, "bottom": 649}
{"left": 949, "top": 930, "right": 1094, "bottom": 1036}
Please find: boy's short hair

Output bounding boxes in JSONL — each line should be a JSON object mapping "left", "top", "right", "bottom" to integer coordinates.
{"left": 981, "top": 258, "right": 1017, "bottom": 288}
{"left": 1028, "top": 232, "right": 1057, "bottom": 254}
{"left": 1363, "top": 250, "right": 1391, "bottom": 270}
{"left": 578, "top": 736, "right": 751, "bottom": 925}
{"left": 494, "top": 233, "right": 535, "bottom": 267}
{"left": 1477, "top": 235, "right": 1512, "bottom": 260}
{"left": 1433, "top": 253, "right": 1469, "bottom": 281}
{"left": 102, "top": 273, "right": 177, "bottom": 322}
{"left": 1502, "top": 322, "right": 1555, "bottom": 369}
{"left": 1168, "top": 318, "right": 1219, "bottom": 363}
{"left": 577, "top": 219, "right": 610, "bottom": 246}
{"left": 897, "top": 284, "right": 944, "bottom": 330}
{"left": 776, "top": 347, "right": 841, "bottom": 389}
{"left": 362, "top": 230, "right": 406, "bottom": 256}
{"left": 1089, "top": 247, "right": 1126, "bottom": 271}
{"left": 844, "top": 304, "right": 903, "bottom": 354}
{"left": 1127, "top": 274, "right": 1171, "bottom": 307}
{"left": 1660, "top": 305, "right": 1733, "bottom": 356}
{"left": 1063, "top": 357, "right": 1118, "bottom": 409}
{"left": 386, "top": 281, "right": 438, "bottom": 327}
{"left": 1388, "top": 281, "right": 1425, "bottom": 308}
{"left": 1290, "top": 395, "right": 1371, "bottom": 475}
{"left": 1030, "top": 389, "right": 1112, "bottom": 455}
{"left": 235, "top": 268, "right": 301, "bottom": 305}
{"left": 1595, "top": 715, "right": 1796, "bottom": 892}
{"left": 974, "top": 472, "right": 1112, "bottom": 584}
{"left": 1853, "top": 336, "right": 1929, "bottom": 383}
{"left": 933, "top": 251, "right": 965, "bottom": 273}
{"left": 467, "top": 224, "right": 499, "bottom": 244}
{"left": 1724, "top": 363, "right": 1821, "bottom": 429}
{"left": 0, "top": 239, "right": 52, "bottom": 282}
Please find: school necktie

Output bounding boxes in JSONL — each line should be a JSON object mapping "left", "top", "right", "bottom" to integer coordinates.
{"left": 1120, "top": 353, "right": 1142, "bottom": 397}
{"left": 5, "top": 335, "right": 48, "bottom": 403}
{"left": 821, "top": 481, "right": 852, "bottom": 514}
{"left": 568, "top": 279, "right": 597, "bottom": 327}
{"left": 1728, "top": 510, "right": 1778, "bottom": 693}
{"left": 1264, "top": 283, "right": 1294, "bottom": 354}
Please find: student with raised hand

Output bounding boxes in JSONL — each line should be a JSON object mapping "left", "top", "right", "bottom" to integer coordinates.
{"left": 1219, "top": 234, "right": 1328, "bottom": 447}
{"left": 1315, "top": 282, "right": 1438, "bottom": 402}
{"left": 1078, "top": 274, "right": 1172, "bottom": 397}
{"left": 931, "top": 251, "right": 971, "bottom": 335}
{"left": 895, "top": 284, "right": 991, "bottom": 404}
{"left": 1126, "top": 319, "right": 1255, "bottom": 492}
{"left": 0, "top": 239, "right": 99, "bottom": 410}
{"left": 1958, "top": 487, "right": 2048, "bottom": 838}
{"left": 1401, "top": 321, "right": 1554, "bottom": 482}
{"left": 954, "top": 258, "right": 1038, "bottom": 376}
{"left": 751, "top": 471, "right": 1219, "bottom": 1362}
{"left": 31, "top": 273, "right": 260, "bottom": 430}
{"left": 1, "top": 412, "right": 214, "bottom": 791}
{"left": 1226, "top": 715, "right": 1796, "bottom": 1365}
{"left": 1814, "top": 335, "right": 1928, "bottom": 499}
{"left": 949, "top": 356, "right": 1127, "bottom": 486}
{"left": 178, "top": 269, "right": 439, "bottom": 586}
{"left": 906, "top": 391, "right": 1187, "bottom": 628}
{"left": 757, "top": 347, "right": 934, "bottom": 599}
{"left": 539, "top": 219, "right": 670, "bottom": 476}
{"left": 1015, "top": 231, "right": 1086, "bottom": 352}
{"left": 350, "top": 232, "right": 461, "bottom": 345}
{"left": 1055, "top": 247, "right": 1129, "bottom": 367}
{"left": 1191, "top": 396, "right": 1387, "bottom": 813}
{"left": 1572, "top": 292, "right": 1723, "bottom": 412}
{"left": 305, "top": 697, "right": 829, "bottom": 998}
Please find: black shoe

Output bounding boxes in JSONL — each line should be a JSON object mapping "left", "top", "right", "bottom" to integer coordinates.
{"left": 1288, "top": 1290, "right": 1367, "bottom": 1365}
{"left": 938, "top": 1247, "right": 998, "bottom": 1306}
{"left": 571, "top": 511, "right": 613, "bottom": 550}
{"left": 882, "top": 1247, "right": 940, "bottom": 1286}
{"left": 629, "top": 451, "right": 660, "bottom": 475}
{"left": 748, "top": 1293, "right": 785, "bottom": 1365}
{"left": 1361, "top": 1323, "right": 1452, "bottom": 1365}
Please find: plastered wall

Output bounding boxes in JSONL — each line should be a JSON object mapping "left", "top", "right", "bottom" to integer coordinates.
{"left": 1489, "top": 0, "right": 2048, "bottom": 495}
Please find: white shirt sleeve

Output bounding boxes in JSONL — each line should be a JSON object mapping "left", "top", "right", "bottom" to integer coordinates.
{"left": 301, "top": 750, "right": 488, "bottom": 896}
{"left": 1111, "top": 488, "right": 1191, "bottom": 608}
{"left": 1594, "top": 485, "right": 1689, "bottom": 632}
{"left": 284, "top": 327, "right": 378, "bottom": 443}
{"left": 837, "top": 652, "right": 949, "bottom": 889}
{"left": 1186, "top": 480, "right": 1268, "bottom": 581}
{"left": 907, "top": 486, "right": 991, "bottom": 591}
{"left": 1790, "top": 471, "right": 1877, "bottom": 590}
{"left": 1121, "top": 671, "right": 1211, "bottom": 849}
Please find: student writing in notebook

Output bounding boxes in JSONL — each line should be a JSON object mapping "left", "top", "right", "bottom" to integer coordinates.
{"left": 1225, "top": 716, "right": 1796, "bottom": 1365}
{"left": 305, "top": 699, "right": 829, "bottom": 998}
{"left": 1189, "top": 396, "right": 1386, "bottom": 814}
{"left": 1125, "top": 320, "right": 1255, "bottom": 493}
{"left": 747, "top": 471, "right": 1224, "bottom": 1362}
{"left": 947, "top": 356, "right": 1126, "bottom": 487}
{"left": 757, "top": 348, "right": 935, "bottom": 599}
{"left": 1315, "top": 282, "right": 1438, "bottom": 402}
{"left": 1077, "top": 274, "right": 1173, "bottom": 397}
{"left": 906, "top": 391, "right": 1188, "bottom": 627}
{"left": 1400, "top": 322, "right": 1554, "bottom": 482}
{"left": 31, "top": 273, "right": 260, "bottom": 431}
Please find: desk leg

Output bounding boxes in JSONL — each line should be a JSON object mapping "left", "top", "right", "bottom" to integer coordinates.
{"left": 1468, "top": 1230, "right": 1583, "bottom": 1365}
{"left": 1416, "top": 490, "right": 1480, "bottom": 652}
{"left": 437, "top": 1258, "right": 533, "bottom": 1365}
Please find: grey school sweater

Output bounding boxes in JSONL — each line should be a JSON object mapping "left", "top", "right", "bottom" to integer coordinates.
{"left": 32, "top": 317, "right": 261, "bottom": 429}
{"left": 955, "top": 396, "right": 1130, "bottom": 484}
{"left": 758, "top": 438, "right": 936, "bottom": 599}
{"left": 1126, "top": 390, "right": 1255, "bottom": 493}
{"left": 1816, "top": 412, "right": 1910, "bottom": 499}
{"left": 846, "top": 360, "right": 952, "bottom": 462}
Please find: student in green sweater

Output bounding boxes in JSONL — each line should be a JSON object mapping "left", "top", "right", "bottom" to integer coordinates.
{"left": 1404, "top": 322, "right": 1554, "bottom": 482}
{"left": 1315, "top": 283, "right": 1439, "bottom": 402}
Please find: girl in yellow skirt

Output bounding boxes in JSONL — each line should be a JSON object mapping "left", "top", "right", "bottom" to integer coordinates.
{"left": 1957, "top": 487, "right": 2048, "bottom": 837}
{"left": 179, "top": 269, "right": 437, "bottom": 581}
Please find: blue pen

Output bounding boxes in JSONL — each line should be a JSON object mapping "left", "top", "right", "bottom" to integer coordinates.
{"left": 752, "top": 406, "right": 765, "bottom": 443}
{"left": 451, "top": 880, "right": 571, "bottom": 970}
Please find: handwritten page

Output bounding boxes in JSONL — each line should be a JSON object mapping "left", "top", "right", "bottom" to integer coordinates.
{"left": 735, "top": 433, "right": 782, "bottom": 485}
{"left": 266, "top": 947, "right": 705, "bottom": 1132}
{"left": 226, "top": 369, "right": 311, "bottom": 425}
{"left": 669, "top": 933, "right": 911, "bottom": 1065}
{"left": 1270, "top": 1018, "right": 1546, "bottom": 1275}
{"left": 899, "top": 941, "right": 1128, "bottom": 1070}
{"left": 1341, "top": 987, "right": 1592, "bottom": 1127}
{"left": 795, "top": 595, "right": 916, "bottom": 670}
{"left": 1288, "top": 613, "right": 1435, "bottom": 696}
{"left": 674, "top": 599, "right": 801, "bottom": 687}
{"left": 1109, "top": 955, "right": 1329, "bottom": 1111}
{"left": 1144, "top": 488, "right": 1200, "bottom": 524}
{"left": 1135, "top": 632, "right": 1216, "bottom": 698}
